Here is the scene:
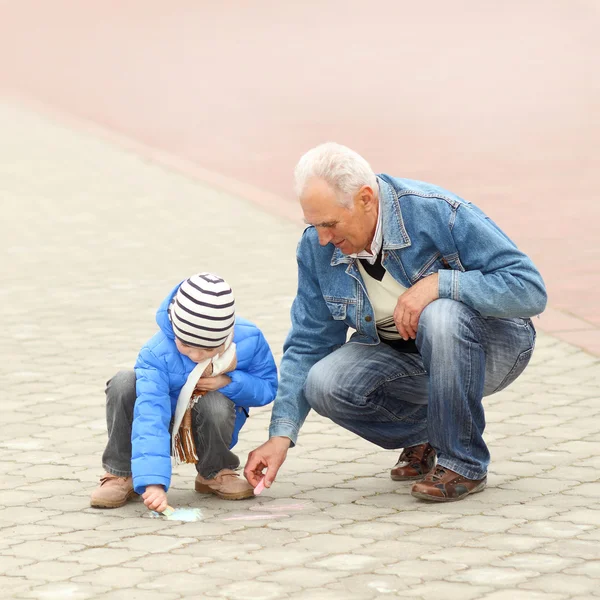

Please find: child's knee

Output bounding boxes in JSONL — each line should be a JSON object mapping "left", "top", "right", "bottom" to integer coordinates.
{"left": 106, "top": 370, "right": 136, "bottom": 407}
{"left": 194, "top": 392, "right": 235, "bottom": 425}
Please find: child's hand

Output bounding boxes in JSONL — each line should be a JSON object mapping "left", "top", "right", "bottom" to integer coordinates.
{"left": 142, "top": 484, "right": 168, "bottom": 512}
{"left": 194, "top": 374, "right": 232, "bottom": 393}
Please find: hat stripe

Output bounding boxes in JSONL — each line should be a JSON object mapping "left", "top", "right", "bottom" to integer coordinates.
{"left": 175, "top": 298, "right": 235, "bottom": 322}
{"left": 186, "top": 278, "right": 233, "bottom": 297}
{"left": 168, "top": 307, "right": 234, "bottom": 333}
{"left": 178, "top": 288, "right": 235, "bottom": 310}
{"left": 171, "top": 322, "right": 229, "bottom": 345}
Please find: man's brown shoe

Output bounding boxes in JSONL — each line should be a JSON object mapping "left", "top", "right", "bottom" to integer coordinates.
{"left": 390, "top": 443, "right": 436, "bottom": 481}
{"left": 411, "top": 465, "right": 486, "bottom": 502}
{"left": 195, "top": 469, "right": 254, "bottom": 500}
{"left": 90, "top": 473, "right": 136, "bottom": 508}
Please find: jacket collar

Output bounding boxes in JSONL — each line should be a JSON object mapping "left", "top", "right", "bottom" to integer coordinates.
{"left": 330, "top": 176, "right": 411, "bottom": 266}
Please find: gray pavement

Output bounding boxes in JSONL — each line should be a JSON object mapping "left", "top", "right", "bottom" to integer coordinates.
{"left": 1, "top": 100, "right": 600, "bottom": 600}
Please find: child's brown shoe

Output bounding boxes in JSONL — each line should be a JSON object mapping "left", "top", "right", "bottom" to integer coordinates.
{"left": 195, "top": 469, "right": 254, "bottom": 500}
{"left": 90, "top": 473, "right": 136, "bottom": 508}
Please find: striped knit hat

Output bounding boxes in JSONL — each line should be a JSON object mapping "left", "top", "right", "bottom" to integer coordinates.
{"left": 168, "top": 273, "right": 235, "bottom": 348}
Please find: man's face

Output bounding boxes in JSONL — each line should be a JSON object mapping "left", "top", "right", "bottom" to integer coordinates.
{"left": 300, "top": 178, "right": 378, "bottom": 255}
{"left": 175, "top": 337, "right": 224, "bottom": 363}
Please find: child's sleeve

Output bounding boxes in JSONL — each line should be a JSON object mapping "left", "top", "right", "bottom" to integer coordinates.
{"left": 219, "top": 330, "right": 278, "bottom": 409}
{"left": 132, "top": 346, "right": 173, "bottom": 495}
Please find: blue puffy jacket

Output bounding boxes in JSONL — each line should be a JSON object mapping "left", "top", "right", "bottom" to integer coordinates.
{"left": 131, "top": 283, "right": 278, "bottom": 494}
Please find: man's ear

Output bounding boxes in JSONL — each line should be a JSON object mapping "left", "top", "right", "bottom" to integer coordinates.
{"left": 358, "top": 185, "right": 377, "bottom": 211}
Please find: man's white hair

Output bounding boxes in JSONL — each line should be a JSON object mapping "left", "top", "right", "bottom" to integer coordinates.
{"left": 294, "top": 142, "right": 378, "bottom": 207}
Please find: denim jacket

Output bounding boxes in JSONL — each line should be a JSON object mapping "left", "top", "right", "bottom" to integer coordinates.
{"left": 269, "top": 175, "right": 547, "bottom": 444}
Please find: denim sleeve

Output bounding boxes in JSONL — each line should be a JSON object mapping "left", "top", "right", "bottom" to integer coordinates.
{"left": 437, "top": 203, "right": 547, "bottom": 318}
{"left": 132, "top": 346, "right": 173, "bottom": 495}
{"left": 269, "top": 235, "right": 348, "bottom": 446}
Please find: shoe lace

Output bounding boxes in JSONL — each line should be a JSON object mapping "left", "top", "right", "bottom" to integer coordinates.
{"left": 401, "top": 444, "right": 425, "bottom": 463}
{"left": 430, "top": 466, "right": 448, "bottom": 482}
{"left": 99, "top": 474, "right": 127, "bottom": 486}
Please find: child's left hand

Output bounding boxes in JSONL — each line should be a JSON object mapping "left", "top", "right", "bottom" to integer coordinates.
{"left": 195, "top": 374, "right": 232, "bottom": 393}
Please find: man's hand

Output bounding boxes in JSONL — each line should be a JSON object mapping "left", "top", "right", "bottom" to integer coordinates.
{"left": 394, "top": 273, "right": 439, "bottom": 340}
{"left": 194, "top": 374, "right": 232, "bottom": 393}
{"left": 244, "top": 437, "right": 291, "bottom": 488}
{"left": 142, "top": 484, "right": 168, "bottom": 512}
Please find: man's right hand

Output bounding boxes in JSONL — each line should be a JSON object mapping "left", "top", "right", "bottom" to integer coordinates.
{"left": 244, "top": 436, "right": 291, "bottom": 488}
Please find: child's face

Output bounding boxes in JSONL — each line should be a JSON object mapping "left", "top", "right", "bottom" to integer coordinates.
{"left": 175, "top": 338, "right": 225, "bottom": 363}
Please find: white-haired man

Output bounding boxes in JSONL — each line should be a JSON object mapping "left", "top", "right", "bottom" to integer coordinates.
{"left": 245, "top": 143, "right": 546, "bottom": 502}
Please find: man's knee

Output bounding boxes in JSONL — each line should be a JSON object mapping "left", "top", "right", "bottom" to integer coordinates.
{"left": 106, "top": 369, "right": 136, "bottom": 408}
{"left": 304, "top": 358, "right": 346, "bottom": 417}
{"left": 194, "top": 392, "right": 234, "bottom": 426}
{"left": 417, "top": 299, "right": 476, "bottom": 345}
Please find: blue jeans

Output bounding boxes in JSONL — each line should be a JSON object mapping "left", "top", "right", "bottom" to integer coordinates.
{"left": 304, "top": 299, "right": 536, "bottom": 480}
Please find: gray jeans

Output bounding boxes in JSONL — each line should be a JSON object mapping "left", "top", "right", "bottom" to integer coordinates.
{"left": 102, "top": 370, "right": 240, "bottom": 479}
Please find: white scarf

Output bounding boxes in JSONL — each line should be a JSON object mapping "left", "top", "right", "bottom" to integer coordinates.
{"left": 171, "top": 333, "right": 236, "bottom": 465}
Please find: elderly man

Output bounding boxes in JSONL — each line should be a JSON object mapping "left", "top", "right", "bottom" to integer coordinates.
{"left": 245, "top": 143, "right": 546, "bottom": 502}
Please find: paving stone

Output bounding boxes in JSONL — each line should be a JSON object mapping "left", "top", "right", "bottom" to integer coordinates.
{"left": 108, "top": 534, "right": 196, "bottom": 554}
{"left": 311, "top": 554, "right": 383, "bottom": 572}
{"left": 330, "top": 573, "right": 419, "bottom": 598}
{"left": 61, "top": 547, "right": 147, "bottom": 566}
{"left": 210, "top": 580, "right": 295, "bottom": 600}
{"left": 0, "top": 556, "right": 35, "bottom": 576}
{"left": 96, "top": 591, "right": 180, "bottom": 600}
{"left": 483, "top": 505, "right": 558, "bottom": 521}
{"left": 491, "top": 553, "right": 577, "bottom": 573}
{"left": 402, "top": 581, "right": 493, "bottom": 599}
{"left": 551, "top": 508, "right": 600, "bottom": 525}
{"left": 73, "top": 566, "right": 150, "bottom": 588}
{"left": 11, "top": 560, "right": 98, "bottom": 582}
{"left": 0, "top": 576, "right": 46, "bottom": 596}
{"left": 449, "top": 566, "right": 539, "bottom": 586}
{"left": 283, "top": 534, "right": 374, "bottom": 556}
{"left": 258, "top": 567, "right": 344, "bottom": 588}
{"left": 17, "top": 582, "right": 112, "bottom": 599}
{"left": 507, "top": 520, "right": 593, "bottom": 539}
{"left": 7, "top": 540, "right": 84, "bottom": 562}
{"left": 377, "top": 511, "right": 455, "bottom": 527}
{"left": 520, "top": 573, "right": 599, "bottom": 596}
{"left": 537, "top": 539, "right": 600, "bottom": 560}
{"left": 481, "top": 591, "right": 567, "bottom": 600}
{"left": 334, "top": 521, "right": 418, "bottom": 539}
{"left": 171, "top": 541, "right": 262, "bottom": 560}
{"left": 439, "top": 516, "right": 525, "bottom": 534}
{"left": 188, "top": 559, "right": 276, "bottom": 582}
{"left": 465, "top": 534, "right": 549, "bottom": 553}
{"left": 423, "top": 548, "right": 509, "bottom": 566}
{"left": 286, "top": 591, "right": 351, "bottom": 600}
{"left": 375, "top": 558, "right": 463, "bottom": 580}
{"left": 563, "top": 559, "right": 600, "bottom": 578}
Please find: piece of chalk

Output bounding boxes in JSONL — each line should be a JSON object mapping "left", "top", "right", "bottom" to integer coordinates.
{"left": 161, "top": 505, "right": 175, "bottom": 517}
{"left": 254, "top": 477, "right": 266, "bottom": 496}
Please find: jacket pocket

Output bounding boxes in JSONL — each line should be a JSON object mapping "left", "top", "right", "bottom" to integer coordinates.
{"left": 324, "top": 298, "right": 348, "bottom": 320}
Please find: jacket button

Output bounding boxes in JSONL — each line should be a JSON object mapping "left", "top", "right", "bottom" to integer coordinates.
{"left": 365, "top": 315, "right": 372, "bottom": 322}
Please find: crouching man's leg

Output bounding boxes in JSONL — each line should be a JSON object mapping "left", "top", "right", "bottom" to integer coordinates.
{"left": 304, "top": 341, "right": 436, "bottom": 480}
{"left": 412, "top": 299, "right": 536, "bottom": 502}
{"left": 193, "top": 392, "right": 254, "bottom": 500}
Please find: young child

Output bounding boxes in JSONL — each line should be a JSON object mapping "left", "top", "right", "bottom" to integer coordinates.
{"left": 90, "top": 272, "right": 278, "bottom": 510}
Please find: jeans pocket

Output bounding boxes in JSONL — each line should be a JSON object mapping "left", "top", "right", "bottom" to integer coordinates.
{"left": 491, "top": 346, "right": 534, "bottom": 394}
